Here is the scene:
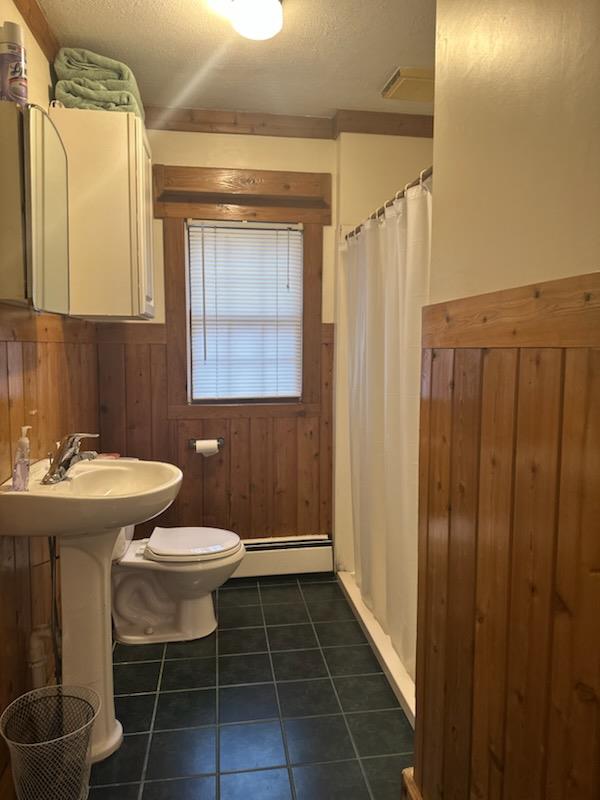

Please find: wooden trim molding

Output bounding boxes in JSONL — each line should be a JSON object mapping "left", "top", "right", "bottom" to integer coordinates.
{"left": 161, "top": 206, "right": 325, "bottom": 416}
{"left": 154, "top": 165, "right": 332, "bottom": 225}
{"left": 167, "top": 402, "right": 321, "bottom": 420}
{"left": 402, "top": 769, "right": 423, "bottom": 800}
{"left": 145, "top": 105, "right": 434, "bottom": 141}
{"left": 164, "top": 217, "right": 188, "bottom": 408}
{"left": 422, "top": 271, "right": 600, "bottom": 348}
{"left": 13, "top": 0, "right": 60, "bottom": 63}
{"left": 334, "top": 109, "right": 434, "bottom": 139}
{"left": 145, "top": 106, "right": 334, "bottom": 139}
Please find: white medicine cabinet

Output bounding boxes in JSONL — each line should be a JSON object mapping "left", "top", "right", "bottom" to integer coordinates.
{"left": 49, "top": 106, "right": 155, "bottom": 319}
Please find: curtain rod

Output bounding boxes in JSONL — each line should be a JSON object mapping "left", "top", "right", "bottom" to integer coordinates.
{"left": 345, "top": 165, "right": 433, "bottom": 240}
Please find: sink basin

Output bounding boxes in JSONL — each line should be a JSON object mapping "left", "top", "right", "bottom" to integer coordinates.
{"left": 0, "top": 456, "right": 182, "bottom": 763}
{"left": 0, "top": 458, "right": 182, "bottom": 536}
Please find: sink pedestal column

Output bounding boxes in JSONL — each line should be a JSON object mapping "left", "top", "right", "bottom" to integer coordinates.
{"left": 60, "top": 527, "right": 123, "bottom": 762}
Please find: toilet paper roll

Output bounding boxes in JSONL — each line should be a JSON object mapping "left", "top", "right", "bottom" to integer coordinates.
{"left": 194, "top": 439, "right": 221, "bottom": 457}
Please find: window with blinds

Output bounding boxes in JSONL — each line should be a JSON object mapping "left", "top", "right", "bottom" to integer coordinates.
{"left": 187, "top": 221, "right": 304, "bottom": 401}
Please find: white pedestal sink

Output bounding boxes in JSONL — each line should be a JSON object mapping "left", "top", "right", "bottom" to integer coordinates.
{"left": 0, "top": 458, "right": 182, "bottom": 762}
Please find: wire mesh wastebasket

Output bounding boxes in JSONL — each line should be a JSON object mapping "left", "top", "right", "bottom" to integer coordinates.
{"left": 0, "top": 685, "right": 100, "bottom": 800}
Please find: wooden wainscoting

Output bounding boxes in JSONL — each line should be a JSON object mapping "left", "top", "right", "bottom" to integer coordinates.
{"left": 411, "top": 272, "right": 600, "bottom": 800}
{"left": 96, "top": 322, "right": 333, "bottom": 538}
{"left": 0, "top": 304, "right": 98, "bottom": 797}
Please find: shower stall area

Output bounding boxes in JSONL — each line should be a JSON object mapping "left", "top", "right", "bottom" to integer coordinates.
{"left": 334, "top": 168, "right": 433, "bottom": 720}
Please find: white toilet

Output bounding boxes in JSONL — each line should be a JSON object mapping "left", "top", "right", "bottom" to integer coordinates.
{"left": 111, "top": 525, "right": 246, "bottom": 644}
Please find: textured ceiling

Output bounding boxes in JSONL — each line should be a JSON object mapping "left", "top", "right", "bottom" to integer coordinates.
{"left": 39, "top": 0, "right": 436, "bottom": 117}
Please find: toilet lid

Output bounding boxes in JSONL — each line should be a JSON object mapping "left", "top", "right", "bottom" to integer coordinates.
{"left": 145, "top": 526, "right": 242, "bottom": 563}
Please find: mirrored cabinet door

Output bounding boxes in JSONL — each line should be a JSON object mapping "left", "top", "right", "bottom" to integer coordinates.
{"left": 24, "top": 104, "right": 70, "bottom": 315}
{"left": 0, "top": 101, "right": 70, "bottom": 315}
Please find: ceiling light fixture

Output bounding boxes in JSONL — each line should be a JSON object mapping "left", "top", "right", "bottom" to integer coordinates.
{"left": 229, "top": 0, "right": 283, "bottom": 41}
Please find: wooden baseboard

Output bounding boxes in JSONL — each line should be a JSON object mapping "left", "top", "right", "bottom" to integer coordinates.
{"left": 402, "top": 768, "right": 423, "bottom": 800}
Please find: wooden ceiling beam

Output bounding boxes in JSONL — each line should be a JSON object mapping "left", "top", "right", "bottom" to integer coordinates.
{"left": 145, "top": 105, "right": 434, "bottom": 140}
{"left": 334, "top": 109, "right": 434, "bottom": 138}
{"left": 145, "top": 106, "right": 335, "bottom": 140}
{"left": 12, "top": 0, "right": 434, "bottom": 142}
{"left": 12, "top": 0, "right": 60, "bottom": 63}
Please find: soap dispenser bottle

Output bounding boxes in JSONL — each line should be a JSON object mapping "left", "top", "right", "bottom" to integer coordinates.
{"left": 12, "top": 425, "right": 32, "bottom": 491}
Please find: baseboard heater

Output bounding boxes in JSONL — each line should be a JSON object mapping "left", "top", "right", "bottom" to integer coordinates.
{"left": 232, "top": 535, "right": 334, "bottom": 578}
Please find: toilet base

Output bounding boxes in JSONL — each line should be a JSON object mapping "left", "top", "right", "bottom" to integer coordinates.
{"left": 113, "top": 592, "right": 217, "bottom": 645}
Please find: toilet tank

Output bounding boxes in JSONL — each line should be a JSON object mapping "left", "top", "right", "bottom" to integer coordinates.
{"left": 112, "top": 525, "right": 136, "bottom": 561}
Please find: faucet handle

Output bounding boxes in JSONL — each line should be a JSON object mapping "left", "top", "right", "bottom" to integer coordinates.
{"left": 59, "top": 433, "right": 100, "bottom": 455}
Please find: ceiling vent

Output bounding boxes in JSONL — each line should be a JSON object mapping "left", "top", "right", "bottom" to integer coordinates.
{"left": 381, "top": 67, "right": 434, "bottom": 103}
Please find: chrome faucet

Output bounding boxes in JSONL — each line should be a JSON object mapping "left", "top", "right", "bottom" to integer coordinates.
{"left": 42, "top": 433, "right": 100, "bottom": 484}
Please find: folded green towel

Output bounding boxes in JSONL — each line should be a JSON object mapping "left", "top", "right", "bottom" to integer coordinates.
{"left": 54, "top": 47, "right": 144, "bottom": 119}
{"left": 55, "top": 78, "right": 143, "bottom": 118}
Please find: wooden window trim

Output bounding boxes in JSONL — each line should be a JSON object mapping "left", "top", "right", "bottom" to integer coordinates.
{"left": 154, "top": 164, "right": 332, "bottom": 226}
{"left": 161, "top": 166, "right": 325, "bottom": 417}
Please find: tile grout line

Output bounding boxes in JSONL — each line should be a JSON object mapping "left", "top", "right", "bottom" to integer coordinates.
{"left": 92, "top": 749, "right": 417, "bottom": 790}
{"left": 220, "top": 576, "right": 338, "bottom": 591}
{"left": 296, "top": 580, "right": 377, "bottom": 800}
{"left": 256, "top": 579, "right": 299, "bottom": 800}
{"left": 135, "top": 641, "right": 166, "bottom": 800}
{"left": 115, "top": 669, "right": 386, "bottom": 700}
{"left": 119, "top": 705, "right": 406, "bottom": 738}
{"left": 114, "top": 638, "right": 379, "bottom": 666}
{"left": 214, "top": 599, "right": 220, "bottom": 800}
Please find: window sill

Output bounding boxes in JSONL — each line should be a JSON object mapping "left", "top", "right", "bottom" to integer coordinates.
{"left": 167, "top": 402, "right": 320, "bottom": 419}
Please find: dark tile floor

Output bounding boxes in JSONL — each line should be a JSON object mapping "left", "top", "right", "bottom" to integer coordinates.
{"left": 91, "top": 573, "right": 414, "bottom": 799}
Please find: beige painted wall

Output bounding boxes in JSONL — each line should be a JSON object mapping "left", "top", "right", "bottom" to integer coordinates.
{"left": 148, "top": 130, "right": 434, "bottom": 324}
{"left": 337, "top": 132, "right": 433, "bottom": 226}
{"left": 430, "top": 0, "right": 600, "bottom": 303}
{"left": 0, "top": 0, "right": 51, "bottom": 105}
{"left": 148, "top": 129, "right": 337, "bottom": 323}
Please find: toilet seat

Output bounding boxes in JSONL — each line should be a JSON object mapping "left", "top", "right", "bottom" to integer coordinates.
{"left": 144, "top": 526, "right": 242, "bottom": 563}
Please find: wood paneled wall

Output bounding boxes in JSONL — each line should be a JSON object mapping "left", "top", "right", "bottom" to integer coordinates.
{"left": 0, "top": 304, "right": 98, "bottom": 796}
{"left": 96, "top": 182, "right": 334, "bottom": 541}
{"left": 407, "top": 273, "right": 600, "bottom": 800}
{"left": 96, "top": 322, "right": 333, "bottom": 538}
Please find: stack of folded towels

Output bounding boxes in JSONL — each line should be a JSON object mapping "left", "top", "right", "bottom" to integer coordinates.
{"left": 53, "top": 47, "right": 144, "bottom": 119}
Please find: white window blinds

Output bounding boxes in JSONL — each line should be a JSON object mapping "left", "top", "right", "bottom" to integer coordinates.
{"left": 188, "top": 221, "right": 304, "bottom": 401}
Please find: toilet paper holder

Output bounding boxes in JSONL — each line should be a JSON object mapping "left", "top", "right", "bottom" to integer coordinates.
{"left": 188, "top": 437, "right": 225, "bottom": 452}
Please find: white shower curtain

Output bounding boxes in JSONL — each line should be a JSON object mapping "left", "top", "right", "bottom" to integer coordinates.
{"left": 339, "top": 179, "right": 432, "bottom": 680}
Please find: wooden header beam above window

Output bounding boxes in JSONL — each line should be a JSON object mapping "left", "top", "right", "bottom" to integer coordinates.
{"left": 145, "top": 105, "right": 433, "bottom": 141}
{"left": 153, "top": 164, "right": 332, "bottom": 225}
